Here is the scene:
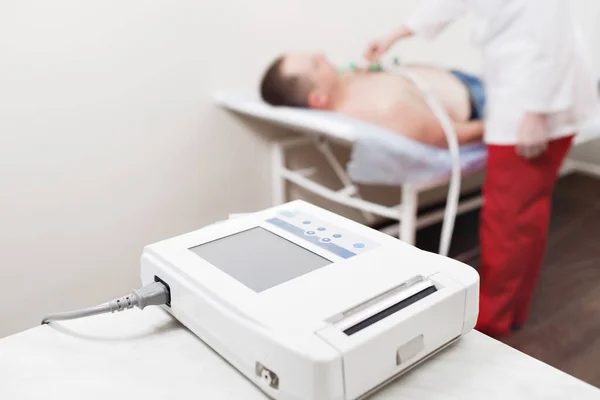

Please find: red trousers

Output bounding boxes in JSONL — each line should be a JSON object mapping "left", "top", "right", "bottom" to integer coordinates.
{"left": 475, "top": 135, "right": 574, "bottom": 338}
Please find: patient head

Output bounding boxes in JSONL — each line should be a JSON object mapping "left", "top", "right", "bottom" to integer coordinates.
{"left": 260, "top": 53, "right": 339, "bottom": 109}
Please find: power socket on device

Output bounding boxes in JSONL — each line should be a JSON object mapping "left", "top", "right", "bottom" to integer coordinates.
{"left": 256, "top": 362, "right": 279, "bottom": 389}
{"left": 153, "top": 276, "right": 171, "bottom": 307}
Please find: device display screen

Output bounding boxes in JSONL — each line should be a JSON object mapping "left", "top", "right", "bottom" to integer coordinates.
{"left": 189, "top": 227, "right": 332, "bottom": 292}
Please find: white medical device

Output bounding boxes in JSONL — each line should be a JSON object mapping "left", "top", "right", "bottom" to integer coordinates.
{"left": 140, "top": 200, "right": 479, "bottom": 400}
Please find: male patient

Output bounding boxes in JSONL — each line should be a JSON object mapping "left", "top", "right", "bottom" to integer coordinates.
{"left": 259, "top": 53, "right": 485, "bottom": 148}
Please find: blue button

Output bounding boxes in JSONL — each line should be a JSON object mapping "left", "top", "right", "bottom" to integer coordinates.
{"left": 333, "top": 234, "right": 342, "bottom": 238}
{"left": 353, "top": 243, "right": 365, "bottom": 249}
{"left": 303, "top": 221, "right": 311, "bottom": 225}
{"left": 305, "top": 231, "right": 316, "bottom": 235}
{"left": 321, "top": 238, "right": 332, "bottom": 243}
{"left": 317, "top": 227, "right": 326, "bottom": 231}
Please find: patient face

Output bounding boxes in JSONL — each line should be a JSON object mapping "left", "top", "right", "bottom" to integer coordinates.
{"left": 281, "top": 53, "right": 338, "bottom": 109}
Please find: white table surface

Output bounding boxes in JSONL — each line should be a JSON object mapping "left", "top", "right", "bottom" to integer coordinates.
{"left": 2, "top": 307, "right": 599, "bottom": 400}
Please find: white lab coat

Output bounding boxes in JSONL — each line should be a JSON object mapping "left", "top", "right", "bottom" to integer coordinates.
{"left": 404, "top": 0, "right": 598, "bottom": 145}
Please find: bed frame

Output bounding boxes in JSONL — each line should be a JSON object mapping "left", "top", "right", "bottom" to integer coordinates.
{"left": 217, "top": 93, "right": 600, "bottom": 249}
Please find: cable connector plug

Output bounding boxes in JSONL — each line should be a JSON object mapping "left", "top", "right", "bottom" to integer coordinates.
{"left": 132, "top": 281, "right": 170, "bottom": 310}
{"left": 41, "top": 281, "right": 170, "bottom": 325}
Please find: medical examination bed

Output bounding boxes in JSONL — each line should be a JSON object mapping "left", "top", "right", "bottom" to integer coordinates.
{"left": 214, "top": 91, "right": 600, "bottom": 252}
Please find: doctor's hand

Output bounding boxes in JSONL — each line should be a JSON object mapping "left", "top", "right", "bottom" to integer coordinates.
{"left": 364, "top": 36, "right": 395, "bottom": 63}
{"left": 516, "top": 112, "right": 549, "bottom": 159}
{"left": 364, "top": 26, "right": 414, "bottom": 63}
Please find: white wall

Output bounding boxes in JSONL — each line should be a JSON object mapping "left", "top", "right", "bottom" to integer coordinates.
{"left": 1, "top": 0, "right": 598, "bottom": 338}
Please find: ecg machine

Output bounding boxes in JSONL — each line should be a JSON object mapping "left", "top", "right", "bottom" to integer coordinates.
{"left": 140, "top": 200, "right": 479, "bottom": 400}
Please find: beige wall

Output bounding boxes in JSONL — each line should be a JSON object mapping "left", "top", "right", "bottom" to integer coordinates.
{"left": 0, "top": 0, "right": 598, "bottom": 338}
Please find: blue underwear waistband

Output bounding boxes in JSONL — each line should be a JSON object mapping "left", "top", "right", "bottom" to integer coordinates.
{"left": 450, "top": 70, "right": 486, "bottom": 121}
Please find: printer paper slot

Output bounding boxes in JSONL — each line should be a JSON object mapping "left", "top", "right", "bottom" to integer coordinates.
{"left": 343, "top": 285, "right": 437, "bottom": 335}
{"left": 326, "top": 276, "right": 439, "bottom": 336}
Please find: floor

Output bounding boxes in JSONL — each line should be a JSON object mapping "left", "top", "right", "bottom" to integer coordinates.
{"left": 414, "top": 172, "right": 600, "bottom": 389}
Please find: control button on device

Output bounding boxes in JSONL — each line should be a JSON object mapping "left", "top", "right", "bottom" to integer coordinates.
{"left": 317, "top": 227, "right": 326, "bottom": 231}
{"left": 302, "top": 221, "right": 311, "bottom": 225}
{"left": 333, "top": 234, "right": 342, "bottom": 238}
{"left": 320, "top": 238, "right": 332, "bottom": 243}
{"left": 305, "top": 231, "right": 316, "bottom": 236}
{"left": 353, "top": 243, "right": 365, "bottom": 249}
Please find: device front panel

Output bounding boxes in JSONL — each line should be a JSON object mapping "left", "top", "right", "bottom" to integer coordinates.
{"left": 166, "top": 205, "right": 384, "bottom": 296}
{"left": 147, "top": 201, "right": 420, "bottom": 328}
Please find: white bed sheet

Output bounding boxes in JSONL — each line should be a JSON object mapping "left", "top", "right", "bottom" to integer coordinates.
{"left": 215, "top": 92, "right": 488, "bottom": 185}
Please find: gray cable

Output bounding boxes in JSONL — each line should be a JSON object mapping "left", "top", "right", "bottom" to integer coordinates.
{"left": 41, "top": 281, "right": 170, "bottom": 324}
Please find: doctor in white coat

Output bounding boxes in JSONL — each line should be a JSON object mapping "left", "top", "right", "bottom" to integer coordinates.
{"left": 365, "top": 0, "right": 598, "bottom": 338}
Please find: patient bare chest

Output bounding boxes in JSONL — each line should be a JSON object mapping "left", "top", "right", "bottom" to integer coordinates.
{"left": 342, "top": 75, "right": 426, "bottom": 121}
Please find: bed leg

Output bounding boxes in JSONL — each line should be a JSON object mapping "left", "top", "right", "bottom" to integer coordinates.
{"left": 271, "top": 141, "right": 286, "bottom": 206}
{"left": 400, "top": 185, "right": 418, "bottom": 246}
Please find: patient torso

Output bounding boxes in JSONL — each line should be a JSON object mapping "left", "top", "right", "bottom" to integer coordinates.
{"left": 335, "top": 65, "right": 471, "bottom": 146}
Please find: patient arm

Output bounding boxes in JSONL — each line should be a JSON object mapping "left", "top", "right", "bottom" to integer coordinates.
{"left": 367, "top": 102, "right": 484, "bottom": 148}
{"left": 419, "top": 118, "right": 484, "bottom": 148}
{"left": 453, "top": 120, "right": 484, "bottom": 145}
